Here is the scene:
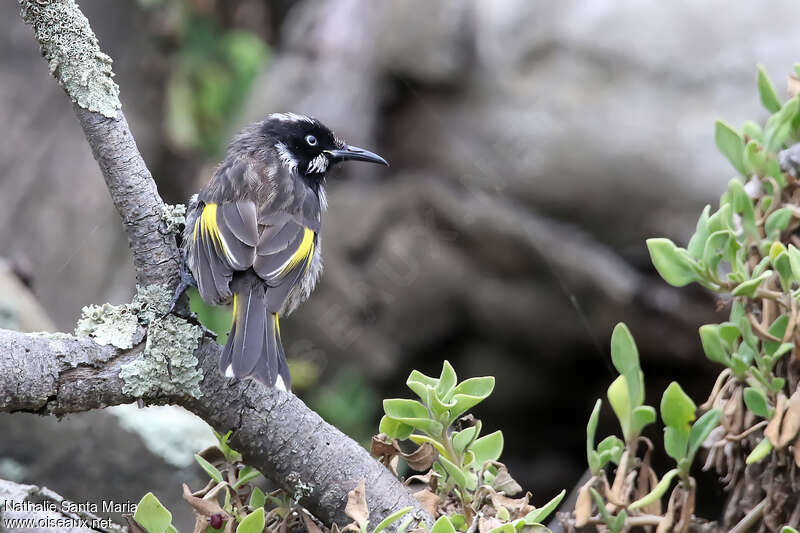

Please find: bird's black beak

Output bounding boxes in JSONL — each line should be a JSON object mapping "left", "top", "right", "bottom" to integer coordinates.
{"left": 325, "top": 145, "right": 388, "bottom": 166}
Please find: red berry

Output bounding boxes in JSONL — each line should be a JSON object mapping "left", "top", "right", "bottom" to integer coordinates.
{"left": 209, "top": 513, "right": 224, "bottom": 529}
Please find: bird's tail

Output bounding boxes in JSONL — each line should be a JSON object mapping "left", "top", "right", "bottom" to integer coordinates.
{"left": 219, "top": 274, "right": 291, "bottom": 390}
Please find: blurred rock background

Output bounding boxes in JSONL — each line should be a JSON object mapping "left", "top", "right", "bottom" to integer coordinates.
{"left": 2, "top": 0, "right": 800, "bottom": 528}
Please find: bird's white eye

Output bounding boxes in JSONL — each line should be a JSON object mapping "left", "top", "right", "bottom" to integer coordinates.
{"left": 305, "top": 134, "right": 318, "bottom": 146}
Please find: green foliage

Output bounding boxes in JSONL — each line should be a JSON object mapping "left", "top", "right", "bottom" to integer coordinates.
{"left": 237, "top": 508, "right": 265, "bottom": 533}
{"left": 379, "top": 362, "right": 562, "bottom": 530}
{"left": 133, "top": 493, "right": 174, "bottom": 533}
{"left": 604, "top": 325, "right": 655, "bottom": 444}
{"left": 382, "top": 362, "right": 497, "bottom": 502}
{"left": 165, "top": 10, "right": 268, "bottom": 154}
{"left": 309, "top": 368, "right": 378, "bottom": 443}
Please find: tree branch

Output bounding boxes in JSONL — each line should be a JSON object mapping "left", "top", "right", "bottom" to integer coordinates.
{"left": 9, "top": 0, "right": 430, "bottom": 529}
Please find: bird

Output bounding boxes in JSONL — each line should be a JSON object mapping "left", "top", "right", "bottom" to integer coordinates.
{"left": 181, "top": 112, "right": 387, "bottom": 390}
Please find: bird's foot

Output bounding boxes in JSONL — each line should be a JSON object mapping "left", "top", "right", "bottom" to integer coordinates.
{"left": 164, "top": 255, "right": 196, "bottom": 318}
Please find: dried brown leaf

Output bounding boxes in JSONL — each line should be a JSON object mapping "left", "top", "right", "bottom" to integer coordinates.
{"left": 405, "top": 470, "right": 439, "bottom": 490}
{"left": 573, "top": 477, "right": 594, "bottom": 528}
{"left": 371, "top": 435, "right": 401, "bottom": 459}
{"left": 413, "top": 489, "right": 440, "bottom": 517}
{"left": 404, "top": 443, "right": 437, "bottom": 472}
{"left": 182, "top": 483, "right": 225, "bottom": 517}
{"left": 795, "top": 433, "right": 800, "bottom": 468}
{"left": 192, "top": 516, "right": 208, "bottom": 533}
{"left": 478, "top": 516, "right": 504, "bottom": 533}
{"left": 345, "top": 479, "right": 369, "bottom": 526}
{"left": 655, "top": 488, "right": 679, "bottom": 533}
{"left": 198, "top": 445, "right": 226, "bottom": 466}
{"left": 491, "top": 464, "right": 523, "bottom": 496}
{"left": 303, "top": 513, "right": 325, "bottom": 533}
{"left": 778, "top": 389, "right": 800, "bottom": 448}
{"left": 490, "top": 492, "right": 532, "bottom": 516}
{"left": 122, "top": 516, "right": 147, "bottom": 533}
{"left": 765, "top": 393, "right": 787, "bottom": 446}
{"left": 789, "top": 74, "right": 800, "bottom": 98}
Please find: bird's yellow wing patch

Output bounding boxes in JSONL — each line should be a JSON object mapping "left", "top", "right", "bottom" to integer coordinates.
{"left": 283, "top": 227, "right": 315, "bottom": 274}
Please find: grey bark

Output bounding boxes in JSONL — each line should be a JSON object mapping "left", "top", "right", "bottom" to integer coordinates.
{"left": 5, "top": 1, "right": 430, "bottom": 530}
{"left": 0, "top": 329, "right": 428, "bottom": 529}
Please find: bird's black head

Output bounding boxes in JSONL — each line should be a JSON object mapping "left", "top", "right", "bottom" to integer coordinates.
{"left": 261, "top": 113, "right": 387, "bottom": 178}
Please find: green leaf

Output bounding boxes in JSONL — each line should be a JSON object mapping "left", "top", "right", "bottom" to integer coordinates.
{"left": 383, "top": 399, "right": 443, "bottom": 435}
{"left": 731, "top": 270, "right": 772, "bottom": 298}
{"left": 379, "top": 415, "right": 414, "bottom": 440}
{"left": 664, "top": 426, "right": 690, "bottom": 462}
{"left": 686, "top": 409, "right": 722, "bottom": 465}
{"left": 237, "top": 507, "right": 265, "bottom": 533}
{"left": 744, "top": 140, "right": 767, "bottom": 176}
{"left": 687, "top": 205, "right": 711, "bottom": 259}
{"left": 746, "top": 437, "right": 773, "bottom": 464}
{"left": 631, "top": 405, "right": 657, "bottom": 437}
{"left": 213, "top": 429, "right": 242, "bottom": 463}
{"left": 607, "top": 375, "right": 631, "bottom": 442}
{"left": 781, "top": 527, "right": 799, "bottom": 533}
{"left": 437, "top": 361, "right": 458, "bottom": 399}
{"left": 766, "top": 207, "right": 793, "bottom": 240}
{"left": 787, "top": 244, "right": 800, "bottom": 280}
{"left": 765, "top": 156, "right": 787, "bottom": 187}
{"left": 384, "top": 399, "right": 428, "bottom": 419}
{"left": 232, "top": 466, "right": 261, "bottom": 490}
{"left": 586, "top": 399, "right": 602, "bottom": 473}
{"left": 757, "top": 65, "right": 782, "bottom": 113}
{"left": 661, "top": 382, "right": 696, "bottom": 460}
{"left": 628, "top": 469, "right": 680, "bottom": 510}
{"left": 408, "top": 435, "right": 449, "bottom": 458}
{"left": 470, "top": 431, "right": 504, "bottom": 465}
{"left": 448, "top": 376, "right": 495, "bottom": 422}
{"left": 610, "top": 323, "right": 643, "bottom": 407}
{"left": 766, "top": 96, "right": 800, "bottom": 152}
{"left": 703, "top": 230, "right": 735, "bottom": 273}
{"left": 133, "top": 493, "right": 173, "bottom": 533}
{"left": 406, "top": 370, "right": 438, "bottom": 403}
{"left": 774, "top": 252, "right": 794, "bottom": 291}
{"left": 743, "top": 387, "right": 771, "bottom": 418}
{"left": 372, "top": 507, "right": 414, "bottom": 533}
{"left": 646, "top": 238, "right": 701, "bottom": 287}
{"left": 438, "top": 455, "right": 469, "bottom": 488}
{"left": 728, "top": 178, "right": 756, "bottom": 227}
{"left": 452, "top": 426, "right": 479, "bottom": 454}
{"left": 249, "top": 487, "right": 266, "bottom": 510}
{"left": 765, "top": 315, "right": 790, "bottom": 357}
{"left": 699, "top": 324, "right": 732, "bottom": 366}
{"left": 165, "top": 527, "right": 177, "bottom": 533}
{"left": 596, "top": 435, "right": 624, "bottom": 467}
{"left": 194, "top": 454, "right": 223, "bottom": 483}
{"left": 661, "top": 382, "right": 697, "bottom": 428}
{"left": 742, "top": 120, "right": 764, "bottom": 143}
{"left": 431, "top": 516, "right": 457, "bottom": 533}
{"left": 487, "top": 525, "right": 515, "bottom": 533}
{"left": 715, "top": 120, "right": 747, "bottom": 176}
{"left": 524, "top": 490, "right": 566, "bottom": 524}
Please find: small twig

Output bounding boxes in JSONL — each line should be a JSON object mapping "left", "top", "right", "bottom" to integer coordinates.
{"left": 713, "top": 421, "right": 768, "bottom": 446}
{"left": 749, "top": 313, "right": 782, "bottom": 342}
{"left": 699, "top": 369, "right": 733, "bottom": 411}
{"left": 728, "top": 498, "right": 766, "bottom": 533}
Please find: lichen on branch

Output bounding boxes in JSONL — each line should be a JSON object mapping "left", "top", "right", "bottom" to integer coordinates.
{"left": 18, "top": 0, "right": 120, "bottom": 118}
